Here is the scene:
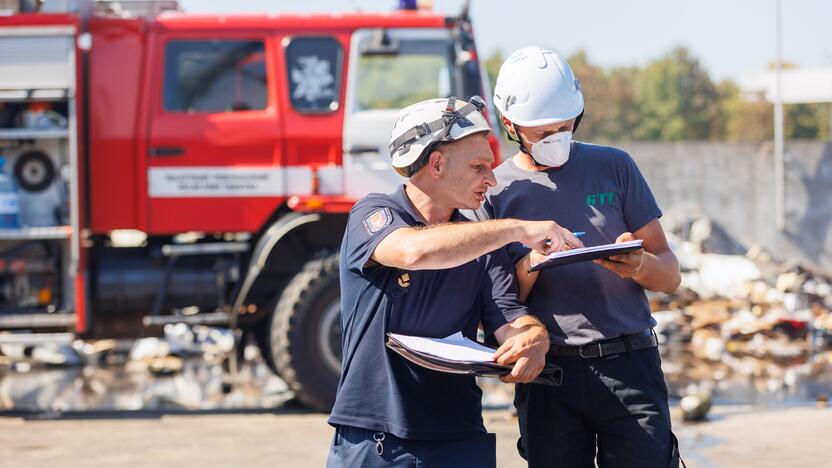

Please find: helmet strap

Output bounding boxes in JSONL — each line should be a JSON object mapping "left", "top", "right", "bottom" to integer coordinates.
{"left": 508, "top": 111, "right": 584, "bottom": 167}
{"left": 401, "top": 141, "right": 442, "bottom": 177}
{"left": 511, "top": 123, "right": 532, "bottom": 156}
{"left": 573, "top": 110, "right": 584, "bottom": 134}
{"left": 502, "top": 120, "right": 542, "bottom": 165}
{"left": 509, "top": 123, "right": 553, "bottom": 169}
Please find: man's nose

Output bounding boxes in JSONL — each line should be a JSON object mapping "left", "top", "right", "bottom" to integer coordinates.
{"left": 485, "top": 169, "right": 496, "bottom": 187}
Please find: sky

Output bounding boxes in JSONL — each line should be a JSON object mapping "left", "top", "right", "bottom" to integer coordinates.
{"left": 179, "top": 0, "right": 832, "bottom": 83}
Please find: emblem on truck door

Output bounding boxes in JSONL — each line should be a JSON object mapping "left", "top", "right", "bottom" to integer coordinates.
{"left": 291, "top": 56, "right": 336, "bottom": 102}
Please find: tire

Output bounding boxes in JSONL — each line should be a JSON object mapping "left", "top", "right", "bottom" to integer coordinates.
{"left": 271, "top": 251, "right": 342, "bottom": 412}
{"left": 14, "top": 150, "right": 55, "bottom": 192}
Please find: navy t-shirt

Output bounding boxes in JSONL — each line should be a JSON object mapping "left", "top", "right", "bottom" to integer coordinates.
{"left": 328, "top": 184, "right": 528, "bottom": 440}
{"left": 468, "top": 142, "right": 662, "bottom": 346}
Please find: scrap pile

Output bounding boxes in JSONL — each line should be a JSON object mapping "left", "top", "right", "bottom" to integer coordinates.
{"left": 0, "top": 324, "right": 287, "bottom": 411}
{"left": 652, "top": 217, "right": 832, "bottom": 417}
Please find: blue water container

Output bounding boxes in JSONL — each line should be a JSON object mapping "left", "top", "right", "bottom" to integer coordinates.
{"left": 0, "top": 156, "right": 21, "bottom": 229}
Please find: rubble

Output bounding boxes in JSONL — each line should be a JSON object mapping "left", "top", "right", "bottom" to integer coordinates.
{"left": 0, "top": 321, "right": 287, "bottom": 412}
{"left": 680, "top": 391, "right": 713, "bottom": 421}
{"left": 0, "top": 334, "right": 291, "bottom": 412}
{"left": 656, "top": 218, "right": 832, "bottom": 414}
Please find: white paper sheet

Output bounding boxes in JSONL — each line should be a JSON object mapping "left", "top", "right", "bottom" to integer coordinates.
{"left": 388, "top": 332, "right": 496, "bottom": 363}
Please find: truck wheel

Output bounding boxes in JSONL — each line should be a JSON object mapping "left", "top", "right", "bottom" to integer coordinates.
{"left": 271, "top": 251, "right": 342, "bottom": 412}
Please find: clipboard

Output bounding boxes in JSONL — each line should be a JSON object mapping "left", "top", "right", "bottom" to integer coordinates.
{"left": 386, "top": 333, "right": 563, "bottom": 386}
{"left": 528, "top": 240, "right": 644, "bottom": 273}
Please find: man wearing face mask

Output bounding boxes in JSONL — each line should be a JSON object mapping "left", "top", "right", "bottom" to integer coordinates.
{"left": 469, "top": 47, "right": 683, "bottom": 467}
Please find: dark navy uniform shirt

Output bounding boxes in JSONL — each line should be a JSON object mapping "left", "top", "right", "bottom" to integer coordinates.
{"left": 469, "top": 142, "right": 662, "bottom": 346}
{"left": 328, "top": 184, "right": 528, "bottom": 440}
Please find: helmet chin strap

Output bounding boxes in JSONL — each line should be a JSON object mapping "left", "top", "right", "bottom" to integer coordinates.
{"left": 510, "top": 123, "right": 532, "bottom": 155}
{"left": 573, "top": 110, "right": 584, "bottom": 134}
{"left": 508, "top": 123, "right": 549, "bottom": 168}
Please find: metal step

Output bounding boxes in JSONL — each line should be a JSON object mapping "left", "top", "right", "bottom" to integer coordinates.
{"left": 142, "top": 311, "right": 230, "bottom": 327}
{"left": 0, "top": 332, "right": 74, "bottom": 345}
{"left": 161, "top": 242, "right": 248, "bottom": 257}
{"left": 0, "top": 226, "right": 72, "bottom": 240}
{"left": 0, "top": 313, "right": 75, "bottom": 329}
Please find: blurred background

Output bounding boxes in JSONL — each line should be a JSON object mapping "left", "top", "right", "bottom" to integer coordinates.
{"left": 0, "top": 1, "right": 830, "bottom": 467}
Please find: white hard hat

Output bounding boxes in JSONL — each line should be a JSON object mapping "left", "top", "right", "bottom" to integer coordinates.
{"left": 388, "top": 96, "right": 491, "bottom": 177}
{"left": 493, "top": 47, "right": 584, "bottom": 127}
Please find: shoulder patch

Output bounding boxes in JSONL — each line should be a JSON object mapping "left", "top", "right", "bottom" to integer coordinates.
{"left": 362, "top": 207, "right": 393, "bottom": 235}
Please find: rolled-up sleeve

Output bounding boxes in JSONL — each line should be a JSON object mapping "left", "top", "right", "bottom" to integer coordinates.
{"left": 344, "top": 197, "right": 410, "bottom": 276}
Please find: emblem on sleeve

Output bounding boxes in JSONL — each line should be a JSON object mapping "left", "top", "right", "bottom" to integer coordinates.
{"left": 363, "top": 208, "right": 393, "bottom": 235}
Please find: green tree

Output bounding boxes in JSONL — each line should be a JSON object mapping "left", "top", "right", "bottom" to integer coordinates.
{"left": 633, "top": 46, "right": 722, "bottom": 140}
{"left": 567, "top": 51, "right": 607, "bottom": 140}
{"left": 786, "top": 103, "right": 826, "bottom": 139}
{"left": 567, "top": 52, "right": 640, "bottom": 142}
{"left": 819, "top": 103, "right": 832, "bottom": 141}
{"left": 719, "top": 79, "right": 829, "bottom": 142}
{"left": 596, "top": 66, "right": 641, "bottom": 141}
{"left": 483, "top": 49, "right": 504, "bottom": 92}
{"left": 718, "top": 81, "right": 772, "bottom": 142}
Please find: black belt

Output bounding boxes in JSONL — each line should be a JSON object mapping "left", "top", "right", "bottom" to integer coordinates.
{"left": 548, "top": 329, "right": 658, "bottom": 359}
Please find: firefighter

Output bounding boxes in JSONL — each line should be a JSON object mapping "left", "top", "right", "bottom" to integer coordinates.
{"left": 473, "top": 47, "right": 683, "bottom": 467}
{"left": 326, "top": 96, "right": 582, "bottom": 467}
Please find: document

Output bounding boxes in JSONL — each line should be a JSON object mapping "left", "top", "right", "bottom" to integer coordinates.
{"left": 529, "top": 239, "right": 644, "bottom": 272}
{"left": 386, "top": 332, "right": 563, "bottom": 386}
{"left": 387, "top": 332, "right": 496, "bottom": 363}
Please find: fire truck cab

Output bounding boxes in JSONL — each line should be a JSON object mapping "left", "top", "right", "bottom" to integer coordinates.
{"left": 0, "top": 0, "right": 498, "bottom": 410}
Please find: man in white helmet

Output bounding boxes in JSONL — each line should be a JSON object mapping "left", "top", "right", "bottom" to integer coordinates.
{"left": 326, "top": 96, "right": 583, "bottom": 467}
{"left": 471, "top": 47, "right": 682, "bottom": 467}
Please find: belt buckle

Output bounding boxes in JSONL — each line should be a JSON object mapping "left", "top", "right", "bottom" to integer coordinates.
{"left": 579, "top": 342, "right": 603, "bottom": 358}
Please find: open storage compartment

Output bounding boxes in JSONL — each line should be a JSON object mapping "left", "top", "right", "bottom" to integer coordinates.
{"left": 0, "top": 23, "right": 79, "bottom": 328}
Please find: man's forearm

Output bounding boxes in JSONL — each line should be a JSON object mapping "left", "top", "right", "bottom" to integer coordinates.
{"left": 494, "top": 315, "right": 548, "bottom": 345}
{"left": 493, "top": 315, "right": 550, "bottom": 383}
{"left": 515, "top": 255, "right": 539, "bottom": 302}
{"left": 633, "top": 249, "right": 681, "bottom": 294}
{"left": 391, "top": 219, "right": 523, "bottom": 270}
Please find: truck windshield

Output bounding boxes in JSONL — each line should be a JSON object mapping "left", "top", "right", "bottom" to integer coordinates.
{"left": 354, "top": 38, "right": 453, "bottom": 110}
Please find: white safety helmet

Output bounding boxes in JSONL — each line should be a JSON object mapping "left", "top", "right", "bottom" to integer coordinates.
{"left": 493, "top": 46, "right": 584, "bottom": 128}
{"left": 388, "top": 96, "right": 491, "bottom": 177}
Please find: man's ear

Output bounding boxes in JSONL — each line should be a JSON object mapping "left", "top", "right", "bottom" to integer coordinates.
{"left": 427, "top": 149, "right": 445, "bottom": 180}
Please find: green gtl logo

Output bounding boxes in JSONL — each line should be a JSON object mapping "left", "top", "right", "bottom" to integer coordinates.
{"left": 586, "top": 192, "right": 616, "bottom": 206}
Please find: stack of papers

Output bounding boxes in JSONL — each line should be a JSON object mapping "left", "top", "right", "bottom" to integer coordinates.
{"left": 529, "top": 239, "right": 644, "bottom": 272}
{"left": 386, "top": 332, "right": 562, "bottom": 386}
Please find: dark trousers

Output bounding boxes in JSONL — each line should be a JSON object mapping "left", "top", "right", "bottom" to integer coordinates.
{"left": 326, "top": 425, "right": 496, "bottom": 468}
{"left": 516, "top": 346, "right": 678, "bottom": 468}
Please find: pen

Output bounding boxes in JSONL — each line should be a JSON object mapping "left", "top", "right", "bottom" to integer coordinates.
{"left": 524, "top": 232, "right": 585, "bottom": 249}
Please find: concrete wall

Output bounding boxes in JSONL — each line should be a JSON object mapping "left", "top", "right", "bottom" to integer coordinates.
{"left": 500, "top": 140, "right": 832, "bottom": 272}
{"left": 622, "top": 141, "right": 832, "bottom": 272}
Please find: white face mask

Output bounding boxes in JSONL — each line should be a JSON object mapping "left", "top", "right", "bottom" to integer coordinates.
{"left": 526, "top": 131, "right": 572, "bottom": 167}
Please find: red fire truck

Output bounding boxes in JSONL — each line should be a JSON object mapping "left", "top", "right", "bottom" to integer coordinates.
{"left": 0, "top": 0, "right": 499, "bottom": 410}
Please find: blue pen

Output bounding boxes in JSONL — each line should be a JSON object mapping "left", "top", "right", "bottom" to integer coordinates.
{"left": 525, "top": 231, "right": 585, "bottom": 249}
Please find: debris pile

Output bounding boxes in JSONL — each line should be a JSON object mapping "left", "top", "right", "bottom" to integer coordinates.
{"left": 0, "top": 324, "right": 288, "bottom": 412}
{"left": 653, "top": 217, "right": 832, "bottom": 414}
